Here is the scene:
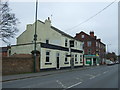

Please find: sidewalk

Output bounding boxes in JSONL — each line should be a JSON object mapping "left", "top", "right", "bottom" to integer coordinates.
{"left": 2, "top": 66, "right": 95, "bottom": 82}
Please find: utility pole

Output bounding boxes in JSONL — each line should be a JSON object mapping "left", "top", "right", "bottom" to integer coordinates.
{"left": 69, "top": 40, "right": 74, "bottom": 69}
{"left": 34, "top": 0, "right": 38, "bottom": 73}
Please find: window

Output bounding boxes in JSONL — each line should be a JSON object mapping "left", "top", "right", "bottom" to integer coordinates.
{"left": 76, "top": 42, "right": 77, "bottom": 48}
{"left": 88, "top": 49, "right": 91, "bottom": 54}
{"left": 46, "top": 40, "right": 49, "bottom": 44}
{"left": 65, "top": 39, "right": 68, "bottom": 47}
{"left": 75, "top": 54, "right": 77, "bottom": 61}
{"left": 81, "top": 35, "right": 84, "bottom": 38}
{"left": 87, "top": 41, "right": 92, "bottom": 47}
{"left": 65, "top": 53, "right": 68, "bottom": 62}
{"left": 96, "top": 42, "right": 98, "bottom": 47}
{"left": 80, "top": 55, "right": 82, "bottom": 62}
{"left": 46, "top": 51, "right": 50, "bottom": 62}
{"left": 99, "top": 43, "right": 101, "bottom": 48}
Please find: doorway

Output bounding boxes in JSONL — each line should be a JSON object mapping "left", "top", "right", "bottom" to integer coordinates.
{"left": 93, "top": 58, "right": 97, "bottom": 66}
{"left": 56, "top": 53, "right": 60, "bottom": 69}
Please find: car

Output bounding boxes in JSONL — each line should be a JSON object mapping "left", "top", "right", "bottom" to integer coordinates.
{"left": 106, "top": 61, "right": 115, "bottom": 66}
{"left": 115, "top": 61, "right": 119, "bottom": 64}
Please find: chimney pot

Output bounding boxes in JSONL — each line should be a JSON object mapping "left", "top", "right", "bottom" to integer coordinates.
{"left": 90, "top": 31, "right": 94, "bottom": 37}
{"left": 48, "top": 17, "right": 50, "bottom": 20}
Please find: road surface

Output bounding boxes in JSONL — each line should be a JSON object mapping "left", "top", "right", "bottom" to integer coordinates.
{"left": 3, "top": 64, "right": 119, "bottom": 89}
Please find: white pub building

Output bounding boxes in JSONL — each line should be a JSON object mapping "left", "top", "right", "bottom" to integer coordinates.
{"left": 11, "top": 17, "right": 84, "bottom": 70}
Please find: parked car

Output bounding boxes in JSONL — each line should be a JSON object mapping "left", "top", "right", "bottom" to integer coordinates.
{"left": 107, "top": 61, "right": 115, "bottom": 66}
{"left": 115, "top": 61, "right": 119, "bottom": 64}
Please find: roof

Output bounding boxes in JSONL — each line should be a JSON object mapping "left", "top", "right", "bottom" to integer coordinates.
{"left": 38, "top": 20, "right": 83, "bottom": 42}
{"left": 78, "top": 31, "right": 106, "bottom": 45}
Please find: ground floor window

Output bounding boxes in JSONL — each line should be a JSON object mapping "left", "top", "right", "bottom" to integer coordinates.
{"left": 65, "top": 53, "right": 68, "bottom": 62}
{"left": 80, "top": 55, "right": 83, "bottom": 63}
{"left": 75, "top": 54, "right": 77, "bottom": 62}
{"left": 46, "top": 51, "right": 50, "bottom": 62}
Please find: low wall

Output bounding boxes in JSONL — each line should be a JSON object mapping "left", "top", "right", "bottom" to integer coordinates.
{"left": 2, "top": 54, "right": 40, "bottom": 75}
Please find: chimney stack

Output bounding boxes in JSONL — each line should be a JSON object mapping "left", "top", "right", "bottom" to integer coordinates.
{"left": 90, "top": 31, "right": 94, "bottom": 37}
{"left": 45, "top": 17, "right": 51, "bottom": 26}
{"left": 97, "top": 39, "right": 101, "bottom": 42}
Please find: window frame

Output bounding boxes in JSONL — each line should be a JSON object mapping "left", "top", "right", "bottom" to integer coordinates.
{"left": 81, "top": 35, "right": 84, "bottom": 38}
{"left": 46, "top": 51, "right": 50, "bottom": 62}
{"left": 65, "top": 39, "right": 68, "bottom": 47}
{"left": 87, "top": 41, "right": 92, "bottom": 47}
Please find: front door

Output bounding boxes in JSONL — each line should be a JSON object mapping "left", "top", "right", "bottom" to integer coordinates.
{"left": 56, "top": 53, "right": 60, "bottom": 69}
{"left": 93, "top": 58, "right": 97, "bottom": 65}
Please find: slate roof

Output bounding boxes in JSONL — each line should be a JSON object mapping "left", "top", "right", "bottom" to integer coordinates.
{"left": 38, "top": 20, "right": 82, "bottom": 42}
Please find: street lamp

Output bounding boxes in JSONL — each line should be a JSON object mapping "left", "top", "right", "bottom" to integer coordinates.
{"left": 33, "top": 0, "right": 38, "bottom": 73}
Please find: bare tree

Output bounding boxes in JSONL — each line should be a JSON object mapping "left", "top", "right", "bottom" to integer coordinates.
{"left": 0, "top": 1, "right": 19, "bottom": 43}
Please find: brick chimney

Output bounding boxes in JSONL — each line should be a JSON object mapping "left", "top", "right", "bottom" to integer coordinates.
{"left": 90, "top": 31, "right": 94, "bottom": 37}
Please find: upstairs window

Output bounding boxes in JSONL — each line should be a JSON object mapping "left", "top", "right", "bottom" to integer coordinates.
{"left": 65, "top": 39, "right": 68, "bottom": 47}
{"left": 96, "top": 42, "right": 98, "bottom": 47}
{"left": 87, "top": 41, "right": 92, "bottom": 47}
{"left": 76, "top": 42, "right": 77, "bottom": 48}
{"left": 88, "top": 49, "right": 91, "bottom": 55}
{"left": 81, "top": 35, "right": 84, "bottom": 38}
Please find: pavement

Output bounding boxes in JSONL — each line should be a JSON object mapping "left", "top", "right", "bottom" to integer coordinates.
{"left": 2, "top": 66, "right": 93, "bottom": 82}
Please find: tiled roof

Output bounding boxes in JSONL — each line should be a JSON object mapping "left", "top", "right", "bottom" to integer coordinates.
{"left": 38, "top": 20, "right": 82, "bottom": 42}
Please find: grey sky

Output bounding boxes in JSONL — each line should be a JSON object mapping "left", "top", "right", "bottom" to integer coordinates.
{"left": 2, "top": 1, "right": 118, "bottom": 54}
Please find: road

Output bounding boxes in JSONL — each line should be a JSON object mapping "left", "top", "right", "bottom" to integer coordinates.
{"left": 3, "top": 64, "right": 119, "bottom": 89}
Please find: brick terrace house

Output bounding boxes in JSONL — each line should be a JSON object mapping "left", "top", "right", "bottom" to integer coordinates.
{"left": 75, "top": 31, "right": 106, "bottom": 65}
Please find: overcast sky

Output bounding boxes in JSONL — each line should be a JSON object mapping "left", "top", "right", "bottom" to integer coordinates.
{"left": 2, "top": 0, "right": 119, "bottom": 55}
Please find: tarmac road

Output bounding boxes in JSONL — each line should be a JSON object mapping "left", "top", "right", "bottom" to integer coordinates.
{"left": 2, "top": 64, "right": 119, "bottom": 89}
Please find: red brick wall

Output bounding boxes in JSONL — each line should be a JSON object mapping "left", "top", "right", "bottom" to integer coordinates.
{"left": 75, "top": 31, "right": 106, "bottom": 59}
{"left": 2, "top": 54, "right": 40, "bottom": 75}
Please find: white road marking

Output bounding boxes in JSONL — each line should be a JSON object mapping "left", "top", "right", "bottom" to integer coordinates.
{"left": 67, "top": 82, "right": 82, "bottom": 89}
{"left": 56, "top": 80, "right": 66, "bottom": 88}
{"left": 85, "top": 74, "right": 95, "bottom": 77}
{"left": 86, "top": 73, "right": 101, "bottom": 79}
{"left": 75, "top": 78, "right": 83, "bottom": 81}
{"left": 89, "top": 76, "right": 96, "bottom": 79}
{"left": 103, "top": 71, "right": 109, "bottom": 74}
{"left": 96, "top": 74, "right": 101, "bottom": 77}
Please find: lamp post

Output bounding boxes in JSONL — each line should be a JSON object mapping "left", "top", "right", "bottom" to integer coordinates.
{"left": 34, "top": 0, "right": 38, "bottom": 73}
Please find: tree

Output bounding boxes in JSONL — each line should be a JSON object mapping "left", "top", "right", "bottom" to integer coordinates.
{"left": 106, "top": 52, "right": 117, "bottom": 61}
{"left": 0, "top": 1, "right": 19, "bottom": 43}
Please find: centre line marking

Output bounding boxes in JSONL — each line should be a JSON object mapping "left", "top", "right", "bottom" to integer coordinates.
{"left": 67, "top": 82, "right": 82, "bottom": 89}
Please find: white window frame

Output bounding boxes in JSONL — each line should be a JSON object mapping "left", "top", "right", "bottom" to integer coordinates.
{"left": 46, "top": 51, "right": 50, "bottom": 62}
{"left": 81, "top": 35, "right": 84, "bottom": 38}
